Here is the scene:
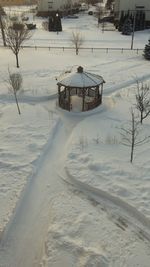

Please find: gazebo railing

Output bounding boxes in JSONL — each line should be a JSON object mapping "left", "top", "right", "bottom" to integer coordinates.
{"left": 59, "top": 96, "right": 70, "bottom": 111}
{"left": 58, "top": 85, "right": 102, "bottom": 111}
{"left": 85, "top": 96, "right": 102, "bottom": 111}
{"left": 87, "top": 88, "right": 96, "bottom": 97}
{"left": 67, "top": 88, "right": 96, "bottom": 97}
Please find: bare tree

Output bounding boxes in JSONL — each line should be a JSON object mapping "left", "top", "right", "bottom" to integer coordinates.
{"left": 95, "top": 3, "right": 104, "bottom": 27}
{"left": 42, "top": 21, "right": 49, "bottom": 31}
{"left": 62, "top": 0, "right": 72, "bottom": 12}
{"left": 4, "top": 21, "right": 32, "bottom": 68}
{"left": 0, "top": 5, "right": 6, "bottom": 46}
{"left": 70, "top": 31, "right": 84, "bottom": 55}
{"left": 85, "top": 0, "right": 99, "bottom": 6}
{"left": 7, "top": 69, "right": 23, "bottom": 115}
{"left": 106, "top": 0, "right": 114, "bottom": 10}
{"left": 120, "top": 109, "right": 149, "bottom": 163}
{"left": 135, "top": 81, "right": 150, "bottom": 124}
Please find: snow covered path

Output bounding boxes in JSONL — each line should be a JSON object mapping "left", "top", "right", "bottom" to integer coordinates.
{"left": 0, "top": 106, "right": 150, "bottom": 267}
{"left": 0, "top": 117, "right": 70, "bottom": 267}
{"left": 65, "top": 168, "right": 150, "bottom": 239}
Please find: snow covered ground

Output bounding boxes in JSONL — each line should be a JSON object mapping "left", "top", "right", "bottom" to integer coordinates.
{"left": 66, "top": 88, "right": 150, "bottom": 218}
{"left": 0, "top": 9, "right": 150, "bottom": 267}
{"left": 0, "top": 103, "right": 58, "bottom": 236}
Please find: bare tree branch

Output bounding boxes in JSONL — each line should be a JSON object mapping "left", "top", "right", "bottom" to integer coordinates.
{"left": 4, "top": 20, "right": 32, "bottom": 68}
{"left": 6, "top": 68, "right": 23, "bottom": 115}
{"left": 119, "top": 109, "right": 149, "bottom": 163}
{"left": 70, "top": 31, "right": 84, "bottom": 55}
{"left": 135, "top": 81, "right": 150, "bottom": 124}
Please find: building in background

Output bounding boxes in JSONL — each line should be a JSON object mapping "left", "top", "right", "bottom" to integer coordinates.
{"left": 114, "top": 0, "right": 150, "bottom": 28}
{"left": 37, "top": 0, "right": 79, "bottom": 17}
{"left": 0, "top": 0, "right": 37, "bottom": 6}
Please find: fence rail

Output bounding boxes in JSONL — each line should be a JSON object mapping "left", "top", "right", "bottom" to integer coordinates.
{"left": 0, "top": 44, "right": 144, "bottom": 54}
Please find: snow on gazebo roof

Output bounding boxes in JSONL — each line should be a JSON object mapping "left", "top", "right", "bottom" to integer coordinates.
{"left": 57, "top": 66, "right": 105, "bottom": 88}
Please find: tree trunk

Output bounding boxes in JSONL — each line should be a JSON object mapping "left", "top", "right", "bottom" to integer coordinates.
{"left": 0, "top": 13, "right": 6, "bottom": 47}
{"left": 140, "top": 112, "right": 143, "bottom": 124}
{"left": 76, "top": 45, "right": 78, "bottom": 55}
{"left": 130, "top": 143, "right": 134, "bottom": 163}
{"left": 14, "top": 91, "right": 21, "bottom": 115}
{"left": 16, "top": 53, "right": 19, "bottom": 68}
{"left": 130, "top": 111, "right": 135, "bottom": 163}
{"left": 82, "top": 89, "right": 85, "bottom": 111}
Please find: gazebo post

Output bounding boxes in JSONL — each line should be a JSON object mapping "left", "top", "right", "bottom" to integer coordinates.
{"left": 58, "top": 85, "right": 61, "bottom": 106}
{"left": 94, "top": 86, "right": 97, "bottom": 98}
{"left": 97, "top": 86, "right": 99, "bottom": 98}
{"left": 82, "top": 88, "right": 85, "bottom": 111}
{"left": 68, "top": 87, "right": 71, "bottom": 111}
{"left": 101, "top": 84, "right": 103, "bottom": 103}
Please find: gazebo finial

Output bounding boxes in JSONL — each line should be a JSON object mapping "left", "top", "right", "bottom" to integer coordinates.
{"left": 77, "top": 66, "right": 83, "bottom": 73}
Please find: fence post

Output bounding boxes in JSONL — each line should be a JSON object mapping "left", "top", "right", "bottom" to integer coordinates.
{"left": 106, "top": 48, "right": 108, "bottom": 53}
{"left": 137, "top": 49, "right": 138, "bottom": 54}
{"left": 35, "top": 46, "right": 37, "bottom": 50}
{"left": 121, "top": 48, "right": 123, "bottom": 53}
{"left": 63, "top": 47, "right": 64, "bottom": 51}
{"left": 49, "top": 47, "right": 50, "bottom": 51}
{"left": 91, "top": 48, "right": 93, "bottom": 53}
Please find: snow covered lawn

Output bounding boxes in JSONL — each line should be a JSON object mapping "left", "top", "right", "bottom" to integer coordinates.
{"left": 0, "top": 102, "right": 58, "bottom": 235}
{"left": 0, "top": 10, "right": 150, "bottom": 267}
{"left": 66, "top": 88, "right": 150, "bottom": 218}
{"left": 44, "top": 183, "right": 150, "bottom": 267}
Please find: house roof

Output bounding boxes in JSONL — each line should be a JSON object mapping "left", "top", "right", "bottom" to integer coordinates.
{"left": 57, "top": 66, "right": 105, "bottom": 88}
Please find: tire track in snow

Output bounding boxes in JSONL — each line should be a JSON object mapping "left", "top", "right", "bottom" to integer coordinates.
{"left": 89, "top": 56, "right": 143, "bottom": 72}
{"left": 104, "top": 73, "right": 150, "bottom": 95}
{"left": 0, "top": 93, "right": 57, "bottom": 104}
{"left": 62, "top": 168, "right": 150, "bottom": 242}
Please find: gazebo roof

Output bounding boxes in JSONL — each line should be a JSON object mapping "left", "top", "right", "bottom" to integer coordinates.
{"left": 57, "top": 66, "right": 105, "bottom": 88}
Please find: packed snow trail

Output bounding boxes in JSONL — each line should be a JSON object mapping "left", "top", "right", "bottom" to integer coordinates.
{"left": 0, "top": 118, "right": 71, "bottom": 267}
{"left": 63, "top": 168, "right": 150, "bottom": 239}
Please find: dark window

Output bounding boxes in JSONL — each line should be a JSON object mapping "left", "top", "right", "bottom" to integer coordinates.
{"left": 136, "top": 6, "right": 145, "bottom": 9}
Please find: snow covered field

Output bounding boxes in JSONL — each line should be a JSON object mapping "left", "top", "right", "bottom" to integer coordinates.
{"left": 0, "top": 10, "right": 150, "bottom": 267}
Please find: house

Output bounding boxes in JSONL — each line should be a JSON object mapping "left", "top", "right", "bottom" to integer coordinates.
{"left": 37, "top": 0, "right": 79, "bottom": 17}
{"left": 0, "top": 0, "right": 37, "bottom": 6}
{"left": 114, "top": 0, "right": 150, "bottom": 28}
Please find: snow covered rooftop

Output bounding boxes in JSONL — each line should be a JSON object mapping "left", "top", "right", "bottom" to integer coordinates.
{"left": 57, "top": 66, "right": 105, "bottom": 88}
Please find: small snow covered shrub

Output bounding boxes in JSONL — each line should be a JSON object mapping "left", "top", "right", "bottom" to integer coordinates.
{"left": 93, "top": 134, "right": 101, "bottom": 144}
{"left": 143, "top": 39, "right": 150, "bottom": 60}
{"left": 105, "top": 134, "right": 119, "bottom": 144}
{"left": 7, "top": 71, "right": 22, "bottom": 115}
{"left": 42, "top": 21, "right": 49, "bottom": 31}
{"left": 9, "top": 72, "right": 23, "bottom": 92}
{"left": 78, "top": 135, "right": 88, "bottom": 152}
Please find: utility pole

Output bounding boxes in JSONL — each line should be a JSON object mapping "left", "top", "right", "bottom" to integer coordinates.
{"left": 56, "top": 13, "right": 59, "bottom": 34}
{"left": 102, "top": 21, "right": 105, "bottom": 33}
{"left": 0, "top": 5, "right": 6, "bottom": 47}
{"left": 131, "top": 10, "right": 136, "bottom": 50}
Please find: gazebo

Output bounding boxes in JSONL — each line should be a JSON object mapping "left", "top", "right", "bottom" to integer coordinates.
{"left": 57, "top": 66, "right": 105, "bottom": 112}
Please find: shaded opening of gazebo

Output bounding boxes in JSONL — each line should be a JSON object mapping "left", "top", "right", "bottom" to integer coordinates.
{"left": 57, "top": 66, "right": 105, "bottom": 112}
